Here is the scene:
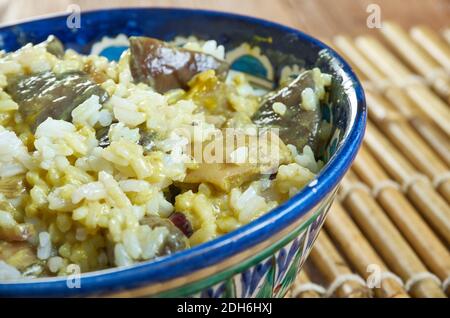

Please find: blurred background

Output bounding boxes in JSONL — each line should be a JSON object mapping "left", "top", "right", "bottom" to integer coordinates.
{"left": 0, "top": 0, "right": 449, "bottom": 40}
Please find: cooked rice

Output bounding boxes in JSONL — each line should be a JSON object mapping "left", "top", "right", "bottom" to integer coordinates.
{"left": 0, "top": 37, "right": 331, "bottom": 280}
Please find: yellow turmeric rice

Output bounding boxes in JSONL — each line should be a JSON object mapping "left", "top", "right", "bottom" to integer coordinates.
{"left": 0, "top": 35, "right": 331, "bottom": 279}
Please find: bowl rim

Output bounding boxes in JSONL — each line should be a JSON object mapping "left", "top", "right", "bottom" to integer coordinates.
{"left": 0, "top": 7, "right": 366, "bottom": 296}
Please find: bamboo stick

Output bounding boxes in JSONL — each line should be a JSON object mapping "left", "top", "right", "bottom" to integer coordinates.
{"left": 407, "top": 181, "right": 450, "bottom": 243}
{"left": 353, "top": 146, "right": 450, "bottom": 274}
{"left": 308, "top": 232, "right": 372, "bottom": 298}
{"left": 365, "top": 91, "right": 450, "bottom": 202}
{"left": 355, "top": 36, "right": 450, "bottom": 135}
{"left": 384, "top": 87, "right": 450, "bottom": 167}
{"left": 333, "top": 35, "right": 386, "bottom": 85}
{"left": 355, "top": 145, "right": 450, "bottom": 245}
{"left": 333, "top": 36, "right": 450, "bottom": 165}
{"left": 411, "top": 25, "right": 450, "bottom": 72}
{"left": 382, "top": 86, "right": 429, "bottom": 122}
{"left": 354, "top": 36, "right": 412, "bottom": 84}
{"left": 340, "top": 171, "right": 446, "bottom": 298}
{"left": 291, "top": 270, "right": 323, "bottom": 298}
{"left": 404, "top": 84, "right": 450, "bottom": 136}
{"left": 380, "top": 22, "right": 450, "bottom": 101}
{"left": 364, "top": 123, "right": 419, "bottom": 183}
{"left": 359, "top": 129, "right": 450, "bottom": 245}
{"left": 325, "top": 202, "right": 409, "bottom": 298}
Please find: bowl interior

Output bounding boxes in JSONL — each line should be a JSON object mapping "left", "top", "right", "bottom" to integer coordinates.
{"left": 1, "top": 7, "right": 352, "bottom": 161}
{"left": 0, "top": 8, "right": 366, "bottom": 296}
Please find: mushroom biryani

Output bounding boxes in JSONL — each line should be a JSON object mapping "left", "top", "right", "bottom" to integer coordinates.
{"left": 0, "top": 36, "right": 332, "bottom": 280}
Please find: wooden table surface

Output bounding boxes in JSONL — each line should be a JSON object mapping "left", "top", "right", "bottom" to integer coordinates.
{"left": 0, "top": 0, "right": 449, "bottom": 41}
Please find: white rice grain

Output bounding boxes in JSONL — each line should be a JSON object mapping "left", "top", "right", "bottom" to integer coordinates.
{"left": 72, "top": 181, "right": 106, "bottom": 204}
{"left": 37, "top": 232, "right": 52, "bottom": 260}
{"left": 114, "top": 243, "right": 133, "bottom": 267}
{"left": 47, "top": 256, "right": 64, "bottom": 273}
{"left": 71, "top": 95, "right": 102, "bottom": 127}
{"left": 272, "top": 102, "right": 287, "bottom": 116}
{"left": 0, "top": 261, "right": 21, "bottom": 281}
{"left": 301, "top": 87, "right": 318, "bottom": 111}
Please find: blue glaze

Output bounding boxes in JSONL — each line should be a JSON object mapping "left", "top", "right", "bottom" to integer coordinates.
{"left": 0, "top": 8, "right": 366, "bottom": 297}
{"left": 99, "top": 46, "right": 128, "bottom": 61}
{"left": 231, "top": 55, "right": 268, "bottom": 78}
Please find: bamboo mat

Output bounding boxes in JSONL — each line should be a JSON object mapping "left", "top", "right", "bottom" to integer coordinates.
{"left": 289, "top": 22, "right": 450, "bottom": 299}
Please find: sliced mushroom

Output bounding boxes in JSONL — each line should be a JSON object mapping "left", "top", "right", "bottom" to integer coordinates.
{"left": 0, "top": 175, "right": 26, "bottom": 199}
{"left": 6, "top": 71, "right": 109, "bottom": 132}
{"left": 0, "top": 210, "right": 34, "bottom": 242}
{"left": 139, "top": 130, "right": 160, "bottom": 154}
{"left": 96, "top": 125, "right": 111, "bottom": 148}
{"left": 140, "top": 216, "right": 190, "bottom": 256}
{"left": 184, "top": 130, "right": 292, "bottom": 192}
{"left": 252, "top": 70, "right": 322, "bottom": 152}
{"left": 129, "top": 36, "right": 229, "bottom": 93}
{"left": 0, "top": 241, "right": 37, "bottom": 271}
{"left": 37, "top": 35, "right": 65, "bottom": 58}
{"left": 184, "top": 163, "right": 260, "bottom": 192}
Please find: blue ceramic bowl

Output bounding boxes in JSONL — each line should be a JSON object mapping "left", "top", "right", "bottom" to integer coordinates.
{"left": 0, "top": 8, "right": 366, "bottom": 297}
